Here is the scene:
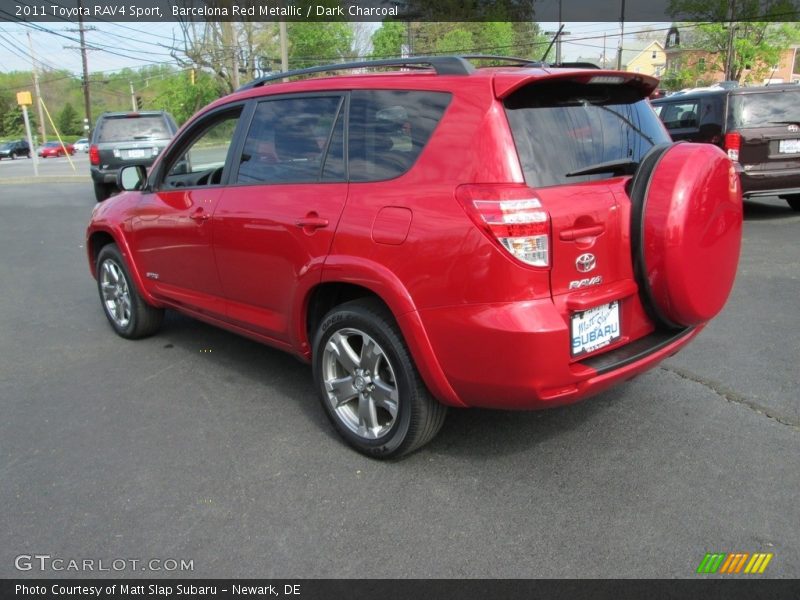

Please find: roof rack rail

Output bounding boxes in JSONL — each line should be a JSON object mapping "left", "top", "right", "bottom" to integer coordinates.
{"left": 237, "top": 56, "right": 475, "bottom": 91}
{"left": 461, "top": 54, "right": 549, "bottom": 68}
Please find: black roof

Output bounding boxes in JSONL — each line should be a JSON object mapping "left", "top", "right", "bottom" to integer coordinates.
{"left": 653, "top": 83, "right": 800, "bottom": 103}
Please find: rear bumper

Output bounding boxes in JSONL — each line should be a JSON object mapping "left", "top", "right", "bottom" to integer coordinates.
{"left": 737, "top": 166, "right": 800, "bottom": 197}
{"left": 418, "top": 298, "right": 702, "bottom": 410}
{"left": 90, "top": 167, "right": 119, "bottom": 185}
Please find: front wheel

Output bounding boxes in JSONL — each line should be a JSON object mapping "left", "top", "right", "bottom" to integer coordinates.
{"left": 96, "top": 244, "right": 163, "bottom": 339}
{"left": 312, "top": 299, "right": 447, "bottom": 459}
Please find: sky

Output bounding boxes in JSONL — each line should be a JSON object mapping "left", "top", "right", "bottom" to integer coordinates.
{"left": 0, "top": 21, "right": 671, "bottom": 76}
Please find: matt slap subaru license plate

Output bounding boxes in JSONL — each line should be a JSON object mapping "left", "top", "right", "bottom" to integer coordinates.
{"left": 570, "top": 301, "right": 621, "bottom": 357}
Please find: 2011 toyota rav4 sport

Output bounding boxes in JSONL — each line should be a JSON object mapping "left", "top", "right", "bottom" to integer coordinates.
{"left": 86, "top": 56, "right": 742, "bottom": 458}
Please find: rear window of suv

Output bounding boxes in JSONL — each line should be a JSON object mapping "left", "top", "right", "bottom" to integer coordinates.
{"left": 504, "top": 81, "right": 670, "bottom": 188}
{"left": 728, "top": 89, "right": 800, "bottom": 128}
{"left": 96, "top": 115, "right": 171, "bottom": 143}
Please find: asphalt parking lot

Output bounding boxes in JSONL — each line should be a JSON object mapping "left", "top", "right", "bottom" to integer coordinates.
{"left": 0, "top": 171, "right": 798, "bottom": 578}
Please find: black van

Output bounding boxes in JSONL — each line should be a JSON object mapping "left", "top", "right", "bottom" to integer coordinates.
{"left": 652, "top": 85, "right": 800, "bottom": 211}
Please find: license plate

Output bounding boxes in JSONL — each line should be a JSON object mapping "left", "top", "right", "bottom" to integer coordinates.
{"left": 570, "top": 301, "right": 621, "bottom": 357}
{"left": 779, "top": 139, "right": 800, "bottom": 154}
{"left": 127, "top": 149, "right": 146, "bottom": 159}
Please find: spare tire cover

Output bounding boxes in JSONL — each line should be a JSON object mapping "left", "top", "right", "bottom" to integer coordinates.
{"left": 631, "top": 143, "right": 742, "bottom": 328}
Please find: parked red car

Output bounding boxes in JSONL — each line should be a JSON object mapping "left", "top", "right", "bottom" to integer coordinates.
{"left": 86, "top": 56, "right": 742, "bottom": 457}
{"left": 38, "top": 141, "right": 75, "bottom": 158}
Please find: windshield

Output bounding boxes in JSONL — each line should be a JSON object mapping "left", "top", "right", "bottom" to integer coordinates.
{"left": 504, "top": 81, "right": 670, "bottom": 188}
{"left": 96, "top": 115, "right": 171, "bottom": 143}
{"left": 728, "top": 89, "right": 800, "bottom": 128}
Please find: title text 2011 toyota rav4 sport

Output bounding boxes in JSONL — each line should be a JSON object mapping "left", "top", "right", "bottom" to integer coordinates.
{"left": 86, "top": 57, "right": 742, "bottom": 458}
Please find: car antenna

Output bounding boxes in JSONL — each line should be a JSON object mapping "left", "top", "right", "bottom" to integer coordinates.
{"left": 540, "top": 24, "right": 564, "bottom": 63}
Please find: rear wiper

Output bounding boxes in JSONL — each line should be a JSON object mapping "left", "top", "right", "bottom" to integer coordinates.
{"left": 566, "top": 159, "right": 639, "bottom": 178}
{"left": 769, "top": 121, "right": 800, "bottom": 126}
{"left": 592, "top": 103, "right": 657, "bottom": 145}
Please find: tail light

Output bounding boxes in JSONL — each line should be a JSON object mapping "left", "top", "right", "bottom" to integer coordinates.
{"left": 724, "top": 132, "right": 741, "bottom": 162}
{"left": 456, "top": 184, "right": 551, "bottom": 268}
{"left": 89, "top": 145, "right": 100, "bottom": 165}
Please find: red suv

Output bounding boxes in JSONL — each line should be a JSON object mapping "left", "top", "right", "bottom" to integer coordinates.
{"left": 86, "top": 56, "right": 742, "bottom": 458}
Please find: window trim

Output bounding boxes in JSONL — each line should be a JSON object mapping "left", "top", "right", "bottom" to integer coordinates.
{"left": 149, "top": 101, "right": 251, "bottom": 193}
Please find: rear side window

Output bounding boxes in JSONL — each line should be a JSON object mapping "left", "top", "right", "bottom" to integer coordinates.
{"left": 236, "top": 96, "right": 344, "bottom": 184}
{"left": 505, "top": 81, "right": 670, "bottom": 188}
{"left": 348, "top": 90, "right": 451, "bottom": 182}
{"left": 729, "top": 90, "right": 800, "bottom": 128}
{"left": 96, "top": 116, "right": 171, "bottom": 142}
{"left": 658, "top": 101, "right": 700, "bottom": 130}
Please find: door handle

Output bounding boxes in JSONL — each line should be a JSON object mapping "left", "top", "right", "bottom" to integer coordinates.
{"left": 559, "top": 224, "right": 604, "bottom": 241}
{"left": 189, "top": 208, "right": 210, "bottom": 223}
{"left": 296, "top": 216, "right": 329, "bottom": 230}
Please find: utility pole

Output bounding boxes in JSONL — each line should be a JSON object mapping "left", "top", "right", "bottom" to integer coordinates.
{"left": 725, "top": 0, "right": 738, "bottom": 81}
{"left": 279, "top": 21, "right": 288, "bottom": 72}
{"left": 26, "top": 32, "right": 46, "bottom": 143}
{"left": 617, "top": 0, "right": 626, "bottom": 70}
{"left": 603, "top": 33, "right": 607, "bottom": 68}
{"left": 556, "top": 0, "right": 563, "bottom": 64}
{"left": 544, "top": 26, "right": 570, "bottom": 65}
{"left": 77, "top": 0, "right": 92, "bottom": 137}
{"left": 129, "top": 81, "right": 136, "bottom": 111}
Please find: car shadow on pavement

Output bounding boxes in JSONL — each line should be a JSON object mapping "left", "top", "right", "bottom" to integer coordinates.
{"left": 428, "top": 392, "right": 620, "bottom": 460}
{"left": 743, "top": 198, "right": 798, "bottom": 221}
{"left": 154, "top": 311, "right": 619, "bottom": 459}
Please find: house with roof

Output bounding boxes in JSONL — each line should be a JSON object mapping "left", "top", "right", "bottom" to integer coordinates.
{"left": 618, "top": 40, "right": 667, "bottom": 77}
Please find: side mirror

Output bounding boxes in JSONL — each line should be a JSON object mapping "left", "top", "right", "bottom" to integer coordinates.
{"left": 117, "top": 165, "right": 147, "bottom": 191}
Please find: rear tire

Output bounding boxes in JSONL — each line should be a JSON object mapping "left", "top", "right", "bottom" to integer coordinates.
{"left": 312, "top": 299, "right": 447, "bottom": 459}
{"left": 96, "top": 244, "right": 163, "bottom": 339}
{"left": 94, "top": 181, "right": 112, "bottom": 202}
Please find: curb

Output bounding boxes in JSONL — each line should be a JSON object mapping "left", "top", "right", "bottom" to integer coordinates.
{"left": 0, "top": 176, "right": 91, "bottom": 184}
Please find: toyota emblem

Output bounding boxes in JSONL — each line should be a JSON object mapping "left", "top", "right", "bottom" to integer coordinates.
{"left": 575, "top": 253, "right": 596, "bottom": 273}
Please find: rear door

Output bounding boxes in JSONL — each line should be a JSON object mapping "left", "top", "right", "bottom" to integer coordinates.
{"left": 213, "top": 94, "right": 348, "bottom": 344}
{"left": 729, "top": 88, "right": 800, "bottom": 173}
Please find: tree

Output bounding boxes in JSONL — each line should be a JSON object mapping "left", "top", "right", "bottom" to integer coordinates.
{"left": 56, "top": 102, "right": 80, "bottom": 136}
{"left": 154, "top": 70, "right": 222, "bottom": 125}
{"left": 286, "top": 22, "right": 354, "bottom": 68}
{"left": 668, "top": 0, "right": 800, "bottom": 82}
{"left": 2, "top": 105, "right": 36, "bottom": 138}
{"left": 173, "top": 21, "right": 264, "bottom": 94}
{"left": 370, "top": 21, "right": 548, "bottom": 59}
{"left": 371, "top": 21, "right": 406, "bottom": 58}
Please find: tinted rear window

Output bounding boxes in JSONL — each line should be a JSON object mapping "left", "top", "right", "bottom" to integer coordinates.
{"left": 96, "top": 116, "right": 171, "bottom": 142}
{"left": 348, "top": 90, "right": 451, "bottom": 182}
{"left": 729, "top": 90, "right": 800, "bottom": 128}
{"left": 505, "top": 81, "right": 670, "bottom": 188}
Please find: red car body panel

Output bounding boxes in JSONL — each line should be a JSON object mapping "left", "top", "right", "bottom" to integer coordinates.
{"left": 39, "top": 143, "right": 75, "bottom": 157}
{"left": 87, "top": 66, "right": 740, "bottom": 411}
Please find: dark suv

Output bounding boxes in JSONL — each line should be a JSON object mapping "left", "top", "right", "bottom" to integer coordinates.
{"left": 89, "top": 111, "right": 177, "bottom": 202}
{"left": 652, "top": 84, "right": 800, "bottom": 210}
{"left": 87, "top": 57, "right": 742, "bottom": 457}
{"left": 0, "top": 140, "right": 31, "bottom": 160}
